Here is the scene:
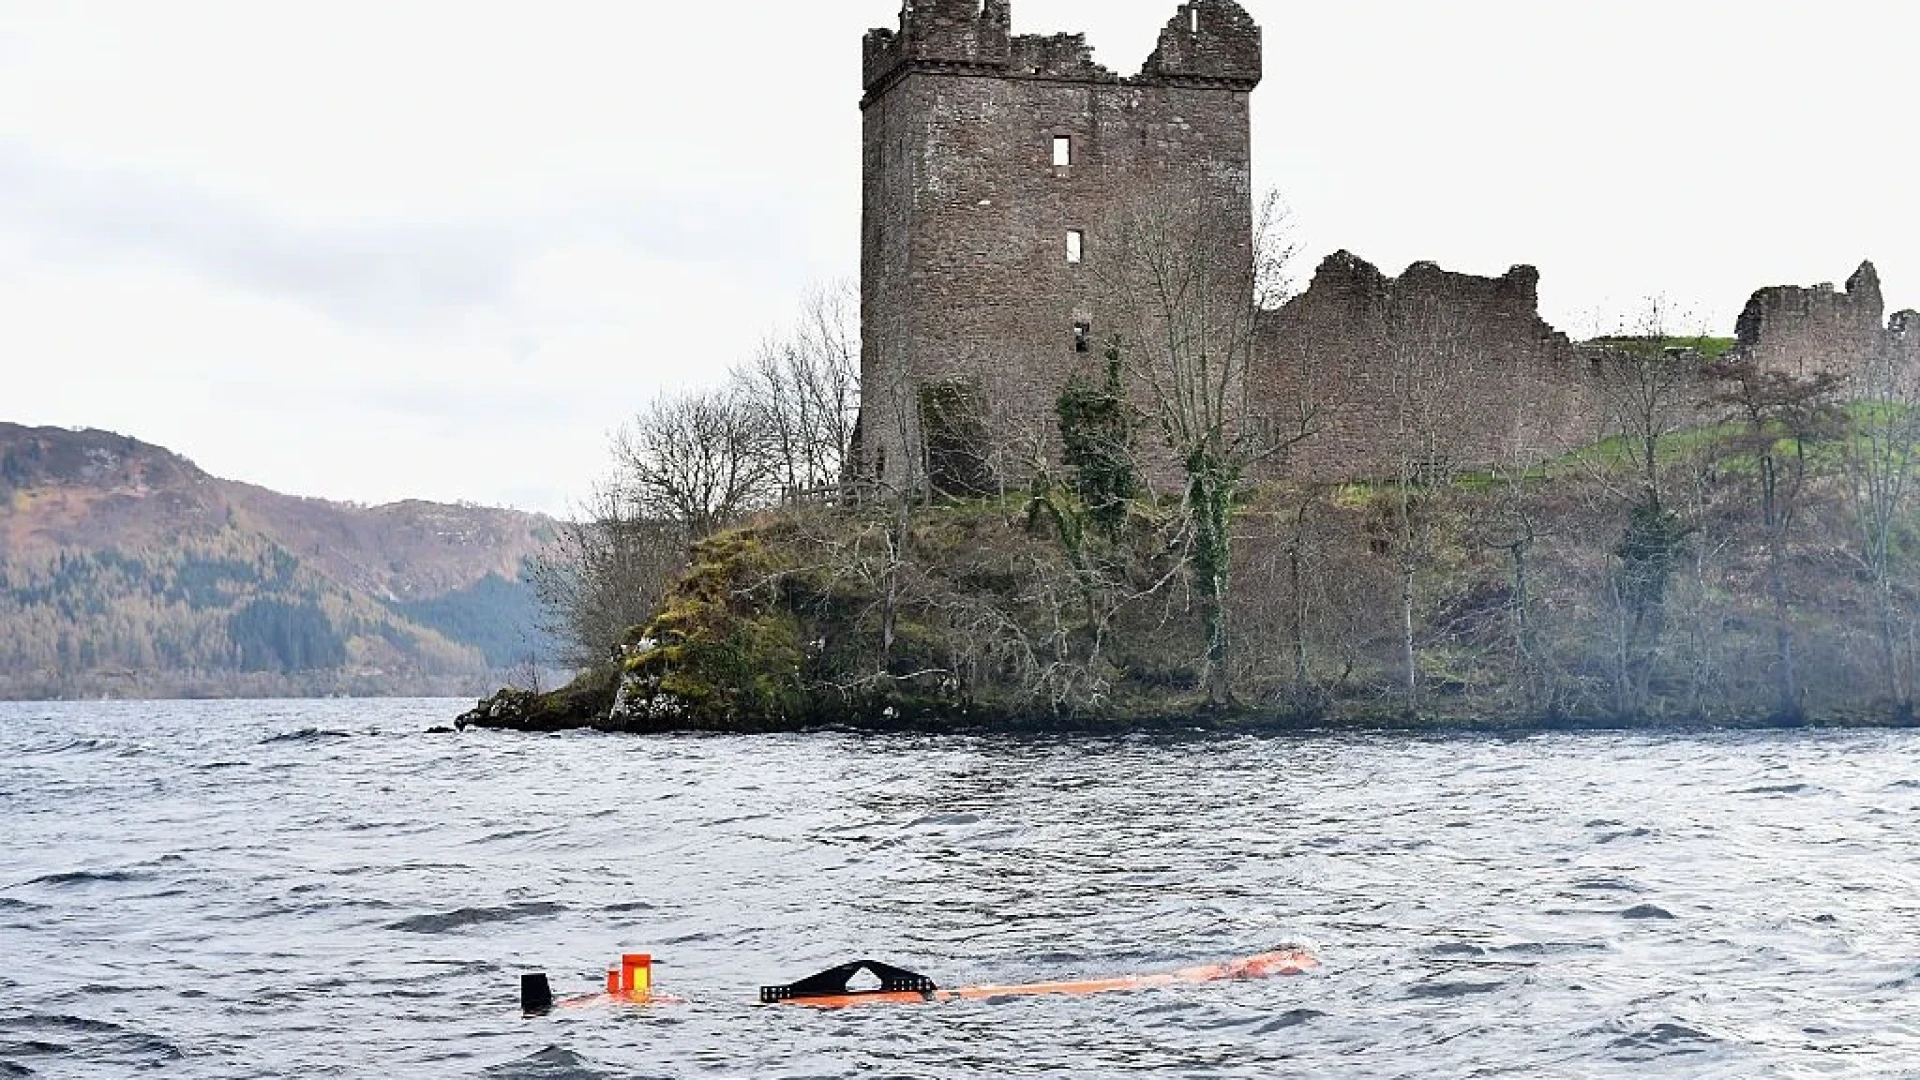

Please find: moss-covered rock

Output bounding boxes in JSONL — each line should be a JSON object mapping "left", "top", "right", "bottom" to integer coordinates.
{"left": 608, "top": 531, "right": 808, "bottom": 730}
{"left": 455, "top": 663, "right": 619, "bottom": 731}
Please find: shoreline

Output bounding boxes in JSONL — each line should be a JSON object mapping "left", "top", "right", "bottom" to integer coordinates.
{"left": 452, "top": 680, "right": 1920, "bottom": 738}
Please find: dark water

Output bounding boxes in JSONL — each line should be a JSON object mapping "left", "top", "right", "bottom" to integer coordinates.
{"left": 3, "top": 701, "right": 1918, "bottom": 1078}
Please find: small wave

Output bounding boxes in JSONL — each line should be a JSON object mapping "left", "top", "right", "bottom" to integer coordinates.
{"left": 482, "top": 1045, "right": 619, "bottom": 1080}
{"left": 386, "top": 902, "right": 567, "bottom": 934}
{"left": 0, "top": 1063, "right": 34, "bottom": 1077}
{"left": 19, "top": 738, "right": 111, "bottom": 757}
{"left": 18, "top": 870, "right": 148, "bottom": 889}
{"left": 1570, "top": 877, "right": 1641, "bottom": 894}
{"left": 468, "top": 828, "right": 560, "bottom": 845}
{"left": 1738, "top": 783, "right": 1811, "bottom": 795}
{"left": 603, "top": 901, "right": 657, "bottom": 914}
{"left": 1426, "top": 942, "right": 1487, "bottom": 957}
{"left": 259, "top": 728, "right": 354, "bottom": 745}
{"left": 905, "top": 812, "right": 984, "bottom": 829}
{"left": 0, "top": 1041, "right": 65, "bottom": 1058}
{"left": 1252, "top": 1009, "right": 1324, "bottom": 1034}
{"left": 1609, "top": 1022, "right": 1716, "bottom": 1055}
{"left": 1622, "top": 904, "right": 1677, "bottom": 921}
{"left": 1406, "top": 980, "right": 1505, "bottom": 999}
{"left": 1493, "top": 941, "right": 1608, "bottom": 957}
{"left": 0, "top": 1015, "right": 181, "bottom": 1063}
{"left": 1595, "top": 827, "right": 1653, "bottom": 844}
{"left": 0, "top": 898, "right": 42, "bottom": 913}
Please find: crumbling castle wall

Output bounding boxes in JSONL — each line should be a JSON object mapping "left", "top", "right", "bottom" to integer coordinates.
{"left": 1249, "top": 252, "right": 1609, "bottom": 481}
{"left": 1734, "top": 261, "right": 1890, "bottom": 382}
{"left": 856, "top": 4, "right": 1916, "bottom": 491}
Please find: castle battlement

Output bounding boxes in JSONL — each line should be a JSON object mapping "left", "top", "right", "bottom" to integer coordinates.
{"left": 858, "top": 1, "right": 1263, "bottom": 489}
{"left": 1735, "top": 261, "right": 1892, "bottom": 380}
{"left": 863, "top": 1, "right": 1260, "bottom": 107}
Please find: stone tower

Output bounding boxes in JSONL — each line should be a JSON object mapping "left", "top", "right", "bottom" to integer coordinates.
{"left": 857, "top": 0, "right": 1263, "bottom": 489}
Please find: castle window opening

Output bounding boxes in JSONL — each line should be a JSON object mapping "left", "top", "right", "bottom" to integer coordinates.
{"left": 1053, "top": 136, "right": 1072, "bottom": 167}
{"left": 1067, "top": 230, "right": 1084, "bottom": 264}
{"left": 1074, "top": 321, "right": 1092, "bottom": 353}
{"left": 1190, "top": 7, "right": 1200, "bottom": 33}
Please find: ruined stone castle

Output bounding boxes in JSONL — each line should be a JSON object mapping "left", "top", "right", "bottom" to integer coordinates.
{"left": 855, "top": 0, "right": 1917, "bottom": 489}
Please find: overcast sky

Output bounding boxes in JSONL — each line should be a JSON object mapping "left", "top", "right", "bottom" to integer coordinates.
{"left": 2, "top": 1, "right": 1913, "bottom": 514}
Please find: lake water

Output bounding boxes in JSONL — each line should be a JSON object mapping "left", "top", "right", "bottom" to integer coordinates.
{"left": 2, "top": 700, "right": 1917, "bottom": 1078}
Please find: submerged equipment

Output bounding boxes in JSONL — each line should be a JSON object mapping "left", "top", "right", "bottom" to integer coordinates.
{"left": 521, "top": 949, "right": 1317, "bottom": 1013}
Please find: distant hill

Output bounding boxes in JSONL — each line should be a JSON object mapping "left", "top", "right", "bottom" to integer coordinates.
{"left": 0, "top": 423, "right": 560, "bottom": 700}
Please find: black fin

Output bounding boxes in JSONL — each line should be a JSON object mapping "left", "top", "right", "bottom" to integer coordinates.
{"left": 760, "top": 960, "right": 937, "bottom": 1004}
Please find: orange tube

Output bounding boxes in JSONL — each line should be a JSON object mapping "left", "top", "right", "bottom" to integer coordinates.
{"left": 774, "top": 949, "right": 1318, "bottom": 1009}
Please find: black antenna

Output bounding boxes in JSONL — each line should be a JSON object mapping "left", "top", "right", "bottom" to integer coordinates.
{"left": 521, "top": 973, "right": 554, "bottom": 1015}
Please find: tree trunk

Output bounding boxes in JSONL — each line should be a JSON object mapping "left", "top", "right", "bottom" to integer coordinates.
{"left": 1400, "top": 557, "right": 1418, "bottom": 716}
{"left": 1191, "top": 469, "right": 1234, "bottom": 708}
{"left": 1876, "top": 573, "right": 1905, "bottom": 717}
{"left": 881, "top": 493, "right": 908, "bottom": 666}
{"left": 1396, "top": 481, "right": 1419, "bottom": 717}
{"left": 1290, "top": 529, "right": 1311, "bottom": 692}
{"left": 1760, "top": 454, "right": 1800, "bottom": 723}
{"left": 1509, "top": 541, "right": 1531, "bottom": 710}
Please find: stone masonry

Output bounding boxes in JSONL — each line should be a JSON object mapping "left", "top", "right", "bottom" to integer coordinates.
{"left": 855, "top": 2, "right": 1914, "bottom": 489}
{"left": 858, "top": 0, "right": 1261, "bottom": 489}
{"left": 1251, "top": 251, "right": 1608, "bottom": 481}
{"left": 1734, "top": 261, "right": 1914, "bottom": 383}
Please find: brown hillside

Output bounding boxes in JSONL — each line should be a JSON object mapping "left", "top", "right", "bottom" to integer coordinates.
{"left": 0, "top": 423, "right": 554, "bottom": 600}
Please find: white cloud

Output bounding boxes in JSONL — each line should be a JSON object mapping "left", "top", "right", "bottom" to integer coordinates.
{"left": 1, "top": 0, "right": 1915, "bottom": 513}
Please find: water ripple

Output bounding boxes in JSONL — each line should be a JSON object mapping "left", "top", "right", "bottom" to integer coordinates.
{"left": 385, "top": 903, "right": 569, "bottom": 934}
{"left": 2, "top": 704, "right": 1918, "bottom": 1076}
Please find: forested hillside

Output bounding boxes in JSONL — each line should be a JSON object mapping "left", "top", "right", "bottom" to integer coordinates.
{"left": 0, "top": 424, "right": 557, "bottom": 699}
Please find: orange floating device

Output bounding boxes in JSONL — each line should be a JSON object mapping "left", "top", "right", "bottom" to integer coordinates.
{"left": 620, "top": 953, "right": 653, "bottom": 998}
{"left": 522, "top": 948, "right": 1318, "bottom": 1015}
{"left": 759, "top": 950, "right": 1319, "bottom": 1009}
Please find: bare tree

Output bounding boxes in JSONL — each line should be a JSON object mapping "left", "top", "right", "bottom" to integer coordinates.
{"left": 1378, "top": 293, "right": 1475, "bottom": 716}
{"left": 529, "top": 482, "right": 687, "bottom": 669}
{"left": 1100, "top": 183, "right": 1312, "bottom": 706}
{"left": 1593, "top": 299, "right": 1704, "bottom": 719}
{"left": 1600, "top": 298, "right": 1704, "bottom": 500}
{"left": 1705, "top": 355, "right": 1844, "bottom": 722}
{"left": 611, "top": 385, "right": 777, "bottom": 540}
{"left": 1840, "top": 331, "right": 1920, "bottom": 716}
{"left": 739, "top": 282, "right": 861, "bottom": 500}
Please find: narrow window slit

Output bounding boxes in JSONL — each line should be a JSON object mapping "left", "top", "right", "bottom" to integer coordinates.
{"left": 1066, "top": 230, "right": 1084, "bottom": 264}
{"left": 1073, "top": 322, "right": 1092, "bottom": 354}
{"left": 1053, "top": 136, "right": 1072, "bottom": 167}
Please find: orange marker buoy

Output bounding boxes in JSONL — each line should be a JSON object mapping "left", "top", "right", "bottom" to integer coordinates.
{"left": 621, "top": 953, "right": 653, "bottom": 998}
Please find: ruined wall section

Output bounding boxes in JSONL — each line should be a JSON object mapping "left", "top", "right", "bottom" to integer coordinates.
{"left": 1141, "top": 1, "right": 1263, "bottom": 84}
{"left": 1734, "top": 261, "right": 1888, "bottom": 382}
{"left": 1251, "top": 251, "right": 1609, "bottom": 481}
{"left": 859, "top": 0, "right": 1261, "bottom": 488}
